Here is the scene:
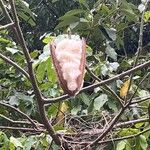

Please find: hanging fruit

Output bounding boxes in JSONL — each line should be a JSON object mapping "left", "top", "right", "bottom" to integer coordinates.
{"left": 50, "top": 35, "right": 86, "bottom": 96}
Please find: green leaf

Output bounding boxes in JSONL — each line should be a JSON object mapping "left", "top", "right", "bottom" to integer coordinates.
{"left": 10, "top": 136, "right": 23, "bottom": 148}
{"left": 36, "top": 61, "right": 46, "bottom": 83}
{"left": 118, "top": 128, "right": 139, "bottom": 136}
{"left": 109, "top": 62, "right": 119, "bottom": 71}
{"left": 94, "top": 94, "right": 108, "bottom": 110}
{"left": 63, "top": 9, "right": 84, "bottom": 17}
{"left": 71, "top": 105, "right": 82, "bottom": 115}
{"left": 101, "top": 64, "right": 108, "bottom": 76}
{"left": 70, "top": 22, "right": 79, "bottom": 29}
{"left": 9, "top": 96, "right": 19, "bottom": 106}
{"left": 120, "top": 1, "right": 138, "bottom": 22}
{"left": 53, "top": 124, "right": 64, "bottom": 131}
{"left": 46, "top": 58, "right": 57, "bottom": 83}
{"left": 0, "top": 132, "right": 9, "bottom": 150}
{"left": 55, "top": 16, "right": 80, "bottom": 29}
{"left": 23, "top": 136, "right": 35, "bottom": 150}
{"left": 80, "top": 93, "right": 90, "bottom": 106}
{"left": 105, "top": 28, "right": 117, "bottom": 41}
{"left": 116, "top": 140, "right": 127, "bottom": 150}
{"left": 18, "top": 11, "right": 36, "bottom": 26}
{"left": 42, "top": 36, "right": 54, "bottom": 44}
{"left": 17, "top": 0, "right": 36, "bottom": 26}
{"left": 144, "top": 11, "right": 150, "bottom": 22}
{"left": 6, "top": 47, "right": 19, "bottom": 54}
{"left": 78, "top": 0, "right": 89, "bottom": 9}
{"left": 15, "top": 92, "right": 33, "bottom": 104}
{"left": 105, "top": 45, "right": 117, "bottom": 61}
{"left": 125, "top": 142, "right": 132, "bottom": 150}
{"left": 139, "top": 135, "right": 148, "bottom": 150}
{"left": 9, "top": 142, "right": 15, "bottom": 150}
{"left": 30, "top": 50, "right": 39, "bottom": 59}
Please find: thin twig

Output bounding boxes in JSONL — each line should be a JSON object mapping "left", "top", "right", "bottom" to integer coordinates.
{"left": 115, "top": 118, "right": 149, "bottom": 128}
{"left": 126, "top": 72, "right": 150, "bottom": 106}
{"left": 0, "top": 114, "right": 44, "bottom": 127}
{"left": 86, "top": 64, "right": 124, "bottom": 107}
{"left": 58, "top": 117, "right": 150, "bottom": 137}
{"left": 0, "top": 101, "right": 38, "bottom": 129}
{"left": 0, "top": 53, "right": 30, "bottom": 80}
{"left": 0, "top": 114, "right": 31, "bottom": 125}
{"left": 126, "top": 0, "right": 149, "bottom": 102}
{"left": 0, "top": 22, "right": 14, "bottom": 30}
{"left": 65, "top": 127, "right": 150, "bottom": 145}
{"left": 0, "top": 0, "right": 20, "bottom": 42}
{"left": 131, "top": 95, "right": 150, "bottom": 104}
{"left": 0, "top": 126, "right": 45, "bottom": 132}
{"left": 0, "top": 0, "right": 13, "bottom": 23}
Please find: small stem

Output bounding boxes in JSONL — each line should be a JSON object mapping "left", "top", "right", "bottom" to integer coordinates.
{"left": 0, "top": 126, "right": 45, "bottom": 132}
{"left": 0, "top": 0, "right": 13, "bottom": 23}
{"left": 86, "top": 64, "right": 124, "bottom": 107}
{"left": 0, "top": 22, "right": 14, "bottom": 31}
{"left": 0, "top": 53, "right": 30, "bottom": 80}
{"left": 0, "top": 101, "right": 38, "bottom": 128}
{"left": 126, "top": 1, "right": 149, "bottom": 102}
{"left": 0, "top": 114, "right": 31, "bottom": 125}
{"left": 66, "top": 127, "right": 150, "bottom": 145}
{"left": 131, "top": 95, "right": 150, "bottom": 104}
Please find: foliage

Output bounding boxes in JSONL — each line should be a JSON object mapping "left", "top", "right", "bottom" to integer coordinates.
{"left": 0, "top": 0, "right": 150, "bottom": 149}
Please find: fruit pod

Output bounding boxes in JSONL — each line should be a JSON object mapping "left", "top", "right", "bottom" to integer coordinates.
{"left": 50, "top": 36, "right": 86, "bottom": 96}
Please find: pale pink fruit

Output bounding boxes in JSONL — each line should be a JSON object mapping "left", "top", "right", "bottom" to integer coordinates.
{"left": 50, "top": 37, "right": 86, "bottom": 96}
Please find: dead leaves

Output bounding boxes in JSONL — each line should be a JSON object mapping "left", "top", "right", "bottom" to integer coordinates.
{"left": 120, "top": 79, "right": 130, "bottom": 98}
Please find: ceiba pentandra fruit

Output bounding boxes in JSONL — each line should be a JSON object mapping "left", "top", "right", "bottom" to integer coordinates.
{"left": 50, "top": 36, "right": 86, "bottom": 96}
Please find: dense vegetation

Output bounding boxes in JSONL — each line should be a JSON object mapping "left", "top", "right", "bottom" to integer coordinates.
{"left": 0, "top": 0, "right": 150, "bottom": 149}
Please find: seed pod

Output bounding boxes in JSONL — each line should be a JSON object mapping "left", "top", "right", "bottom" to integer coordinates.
{"left": 50, "top": 37, "right": 86, "bottom": 96}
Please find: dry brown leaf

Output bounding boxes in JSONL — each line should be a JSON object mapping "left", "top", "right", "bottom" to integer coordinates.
{"left": 120, "top": 79, "right": 130, "bottom": 98}
{"left": 57, "top": 102, "right": 68, "bottom": 124}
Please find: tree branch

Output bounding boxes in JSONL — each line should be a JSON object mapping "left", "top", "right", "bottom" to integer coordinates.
{"left": 82, "top": 69, "right": 150, "bottom": 149}
{"left": 0, "top": 114, "right": 44, "bottom": 127}
{"left": 0, "top": 114, "right": 31, "bottom": 125}
{"left": 0, "top": 22, "right": 14, "bottom": 31}
{"left": 57, "top": 118, "right": 149, "bottom": 137}
{"left": 86, "top": 64, "right": 124, "bottom": 107}
{"left": 44, "top": 60, "right": 150, "bottom": 104}
{"left": 131, "top": 95, "right": 150, "bottom": 104}
{"left": 0, "top": 53, "right": 30, "bottom": 80}
{"left": 126, "top": 0, "right": 149, "bottom": 101}
{"left": 0, "top": 0, "right": 20, "bottom": 43}
{"left": 0, "top": 101, "right": 38, "bottom": 129}
{"left": 65, "top": 127, "right": 150, "bottom": 145}
{"left": 7, "top": 0, "right": 61, "bottom": 145}
{"left": 0, "top": 0, "right": 13, "bottom": 23}
{"left": 0, "top": 126, "right": 45, "bottom": 133}
{"left": 115, "top": 118, "right": 149, "bottom": 128}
